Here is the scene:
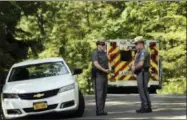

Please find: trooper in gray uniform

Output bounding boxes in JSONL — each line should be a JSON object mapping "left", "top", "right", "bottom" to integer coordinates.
{"left": 131, "top": 36, "right": 152, "bottom": 113}
{"left": 91, "top": 40, "right": 111, "bottom": 116}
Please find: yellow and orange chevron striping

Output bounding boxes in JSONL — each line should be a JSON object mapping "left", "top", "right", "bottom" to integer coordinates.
{"left": 107, "top": 41, "right": 159, "bottom": 81}
{"left": 108, "top": 44, "right": 136, "bottom": 81}
{"left": 148, "top": 42, "right": 159, "bottom": 81}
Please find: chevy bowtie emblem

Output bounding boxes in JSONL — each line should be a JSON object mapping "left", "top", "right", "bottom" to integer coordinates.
{"left": 33, "top": 93, "right": 44, "bottom": 98}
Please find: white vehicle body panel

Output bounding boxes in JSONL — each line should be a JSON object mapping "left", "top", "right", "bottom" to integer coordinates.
{"left": 1, "top": 57, "right": 80, "bottom": 119}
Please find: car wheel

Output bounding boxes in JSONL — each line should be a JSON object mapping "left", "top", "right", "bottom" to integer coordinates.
{"left": 1, "top": 114, "right": 6, "bottom": 120}
{"left": 0, "top": 106, "right": 6, "bottom": 120}
{"left": 74, "top": 90, "right": 85, "bottom": 117}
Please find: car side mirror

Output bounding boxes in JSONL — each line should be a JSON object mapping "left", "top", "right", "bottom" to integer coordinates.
{"left": 72, "top": 68, "right": 83, "bottom": 75}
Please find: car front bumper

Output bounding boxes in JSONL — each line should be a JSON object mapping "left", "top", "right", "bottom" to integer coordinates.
{"left": 1, "top": 88, "right": 79, "bottom": 119}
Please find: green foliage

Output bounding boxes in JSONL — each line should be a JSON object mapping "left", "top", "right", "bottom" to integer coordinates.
{"left": 0, "top": 1, "right": 186, "bottom": 94}
{"left": 77, "top": 63, "right": 93, "bottom": 95}
{"left": 157, "top": 76, "right": 186, "bottom": 94}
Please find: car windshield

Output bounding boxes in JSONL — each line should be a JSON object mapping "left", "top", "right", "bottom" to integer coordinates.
{"left": 8, "top": 62, "right": 69, "bottom": 82}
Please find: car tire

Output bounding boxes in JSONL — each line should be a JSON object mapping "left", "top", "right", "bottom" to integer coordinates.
{"left": 1, "top": 114, "right": 6, "bottom": 120}
{"left": 0, "top": 106, "right": 6, "bottom": 120}
{"left": 74, "top": 90, "right": 85, "bottom": 117}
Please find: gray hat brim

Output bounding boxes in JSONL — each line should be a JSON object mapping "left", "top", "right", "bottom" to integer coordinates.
{"left": 134, "top": 40, "right": 144, "bottom": 44}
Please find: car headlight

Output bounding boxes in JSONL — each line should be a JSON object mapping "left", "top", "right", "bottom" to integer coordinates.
{"left": 59, "top": 83, "right": 75, "bottom": 93}
{"left": 3, "top": 93, "right": 19, "bottom": 99}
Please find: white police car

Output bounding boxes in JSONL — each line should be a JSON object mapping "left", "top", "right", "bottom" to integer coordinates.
{"left": 1, "top": 57, "right": 85, "bottom": 119}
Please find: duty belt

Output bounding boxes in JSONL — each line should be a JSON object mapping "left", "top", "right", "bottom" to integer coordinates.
{"left": 143, "top": 67, "right": 149, "bottom": 72}
{"left": 134, "top": 67, "right": 149, "bottom": 75}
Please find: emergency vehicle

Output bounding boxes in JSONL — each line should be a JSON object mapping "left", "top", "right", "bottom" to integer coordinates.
{"left": 106, "top": 39, "right": 162, "bottom": 92}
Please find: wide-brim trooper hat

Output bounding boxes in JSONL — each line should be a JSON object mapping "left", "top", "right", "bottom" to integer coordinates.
{"left": 134, "top": 36, "right": 145, "bottom": 45}
{"left": 96, "top": 40, "right": 105, "bottom": 45}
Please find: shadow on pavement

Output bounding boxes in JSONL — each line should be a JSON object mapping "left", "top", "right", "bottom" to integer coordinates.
{"left": 14, "top": 112, "right": 78, "bottom": 120}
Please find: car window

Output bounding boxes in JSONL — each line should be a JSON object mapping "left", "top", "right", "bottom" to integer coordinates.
{"left": 8, "top": 62, "right": 69, "bottom": 82}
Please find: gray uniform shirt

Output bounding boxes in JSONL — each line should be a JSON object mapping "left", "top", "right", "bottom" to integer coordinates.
{"left": 92, "top": 49, "right": 109, "bottom": 69}
{"left": 134, "top": 48, "right": 150, "bottom": 69}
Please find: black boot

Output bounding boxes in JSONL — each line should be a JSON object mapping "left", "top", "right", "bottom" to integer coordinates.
{"left": 136, "top": 108, "right": 144, "bottom": 113}
{"left": 147, "top": 107, "right": 152, "bottom": 112}
{"left": 96, "top": 111, "right": 108, "bottom": 116}
{"left": 136, "top": 108, "right": 152, "bottom": 113}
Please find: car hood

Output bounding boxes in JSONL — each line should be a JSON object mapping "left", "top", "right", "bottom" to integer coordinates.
{"left": 3, "top": 74, "right": 75, "bottom": 94}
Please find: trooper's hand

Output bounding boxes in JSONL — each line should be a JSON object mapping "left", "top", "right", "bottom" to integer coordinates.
{"left": 129, "top": 64, "right": 132, "bottom": 70}
{"left": 105, "top": 69, "right": 111, "bottom": 73}
{"left": 131, "top": 65, "right": 135, "bottom": 72}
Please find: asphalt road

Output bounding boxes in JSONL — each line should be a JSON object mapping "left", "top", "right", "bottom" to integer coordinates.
{"left": 2, "top": 94, "right": 186, "bottom": 120}
{"left": 77, "top": 94, "right": 186, "bottom": 119}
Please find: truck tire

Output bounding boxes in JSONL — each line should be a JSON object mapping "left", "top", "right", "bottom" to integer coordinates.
{"left": 74, "top": 90, "right": 85, "bottom": 117}
{"left": 149, "top": 86, "right": 157, "bottom": 94}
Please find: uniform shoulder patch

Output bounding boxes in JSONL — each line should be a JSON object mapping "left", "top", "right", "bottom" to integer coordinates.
{"left": 141, "top": 50, "right": 145, "bottom": 56}
{"left": 141, "top": 52, "right": 144, "bottom": 55}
